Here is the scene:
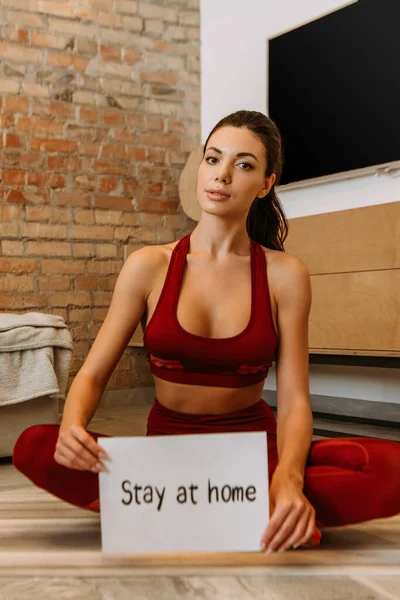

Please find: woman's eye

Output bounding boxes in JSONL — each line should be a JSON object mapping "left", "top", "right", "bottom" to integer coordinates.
{"left": 205, "top": 157, "right": 253, "bottom": 170}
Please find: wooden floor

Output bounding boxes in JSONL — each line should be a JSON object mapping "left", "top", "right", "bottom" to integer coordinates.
{"left": 0, "top": 406, "right": 399, "bottom": 599}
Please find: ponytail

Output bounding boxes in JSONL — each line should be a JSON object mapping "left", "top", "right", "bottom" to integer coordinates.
{"left": 246, "top": 188, "right": 288, "bottom": 251}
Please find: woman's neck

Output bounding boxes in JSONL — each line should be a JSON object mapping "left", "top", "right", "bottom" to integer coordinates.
{"left": 189, "top": 215, "right": 251, "bottom": 260}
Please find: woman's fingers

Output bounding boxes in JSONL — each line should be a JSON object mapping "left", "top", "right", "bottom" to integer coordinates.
{"left": 266, "top": 511, "right": 303, "bottom": 553}
{"left": 55, "top": 440, "right": 107, "bottom": 472}
{"left": 55, "top": 426, "right": 109, "bottom": 472}
{"left": 54, "top": 446, "right": 93, "bottom": 471}
{"left": 261, "top": 502, "right": 316, "bottom": 553}
{"left": 262, "top": 501, "right": 314, "bottom": 553}
{"left": 292, "top": 510, "right": 316, "bottom": 548}
{"left": 276, "top": 509, "right": 312, "bottom": 552}
{"left": 58, "top": 433, "right": 101, "bottom": 468}
{"left": 69, "top": 425, "right": 109, "bottom": 461}
{"left": 261, "top": 503, "right": 295, "bottom": 551}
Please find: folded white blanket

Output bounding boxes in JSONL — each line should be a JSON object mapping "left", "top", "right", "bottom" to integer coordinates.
{"left": 0, "top": 312, "right": 73, "bottom": 407}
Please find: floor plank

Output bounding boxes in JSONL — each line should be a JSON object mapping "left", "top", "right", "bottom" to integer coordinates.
{"left": 0, "top": 575, "right": 396, "bottom": 600}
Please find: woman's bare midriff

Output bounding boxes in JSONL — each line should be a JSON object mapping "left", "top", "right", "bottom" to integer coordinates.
{"left": 152, "top": 376, "right": 266, "bottom": 415}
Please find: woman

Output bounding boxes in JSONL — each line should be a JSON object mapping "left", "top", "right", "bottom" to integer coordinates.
{"left": 13, "top": 111, "right": 400, "bottom": 555}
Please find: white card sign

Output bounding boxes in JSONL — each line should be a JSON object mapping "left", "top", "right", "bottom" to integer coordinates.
{"left": 98, "top": 432, "right": 269, "bottom": 553}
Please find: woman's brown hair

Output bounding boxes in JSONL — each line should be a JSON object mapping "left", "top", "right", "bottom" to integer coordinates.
{"left": 203, "top": 110, "right": 288, "bottom": 251}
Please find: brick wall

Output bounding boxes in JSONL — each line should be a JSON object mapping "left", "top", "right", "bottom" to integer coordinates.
{"left": 0, "top": 0, "right": 199, "bottom": 395}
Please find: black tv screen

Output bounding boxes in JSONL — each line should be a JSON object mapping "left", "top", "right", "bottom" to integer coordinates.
{"left": 268, "top": 0, "right": 400, "bottom": 186}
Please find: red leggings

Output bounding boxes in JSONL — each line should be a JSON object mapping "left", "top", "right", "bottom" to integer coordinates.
{"left": 12, "top": 399, "right": 400, "bottom": 526}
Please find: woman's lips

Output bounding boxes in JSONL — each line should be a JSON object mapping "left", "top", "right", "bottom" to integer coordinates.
{"left": 206, "top": 191, "right": 230, "bottom": 200}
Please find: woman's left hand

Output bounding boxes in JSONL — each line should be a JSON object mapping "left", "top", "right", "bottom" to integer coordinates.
{"left": 260, "top": 466, "right": 316, "bottom": 553}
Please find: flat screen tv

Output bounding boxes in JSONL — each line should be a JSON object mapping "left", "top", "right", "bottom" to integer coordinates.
{"left": 268, "top": 0, "right": 400, "bottom": 186}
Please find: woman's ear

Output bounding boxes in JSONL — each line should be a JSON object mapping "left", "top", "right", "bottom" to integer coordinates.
{"left": 257, "top": 173, "right": 276, "bottom": 198}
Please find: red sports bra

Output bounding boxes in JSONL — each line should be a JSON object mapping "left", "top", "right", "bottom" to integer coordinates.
{"left": 143, "top": 234, "right": 278, "bottom": 388}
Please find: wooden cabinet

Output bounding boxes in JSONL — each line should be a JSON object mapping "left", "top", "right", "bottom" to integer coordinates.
{"left": 285, "top": 201, "right": 400, "bottom": 356}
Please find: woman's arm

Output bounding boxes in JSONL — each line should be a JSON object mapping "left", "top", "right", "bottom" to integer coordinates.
{"left": 274, "top": 255, "right": 313, "bottom": 482}
{"left": 54, "top": 246, "right": 164, "bottom": 473}
{"left": 60, "top": 245, "right": 160, "bottom": 433}
{"left": 261, "top": 254, "right": 315, "bottom": 552}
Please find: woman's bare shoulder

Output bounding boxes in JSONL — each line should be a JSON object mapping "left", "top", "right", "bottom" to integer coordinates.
{"left": 260, "top": 245, "right": 311, "bottom": 299}
{"left": 122, "top": 239, "right": 181, "bottom": 280}
{"left": 261, "top": 244, "right": 309, "bottom": 269}
{"left": 125, "top": 240, "right": 179, "bottom": 264}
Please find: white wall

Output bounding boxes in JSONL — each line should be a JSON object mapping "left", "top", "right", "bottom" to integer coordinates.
{"left": 264, "top": 364, "right": 400, "bottom": 404}
{"left": 200, "top": 0, "right": 400, "bottom": 406}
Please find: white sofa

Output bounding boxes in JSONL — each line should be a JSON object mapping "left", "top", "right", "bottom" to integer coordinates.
{"left": 0, "top": 312, "right": 73, "bottom": 458}
{"left": 0, "top": 396, "right": 59, "bottom": 458}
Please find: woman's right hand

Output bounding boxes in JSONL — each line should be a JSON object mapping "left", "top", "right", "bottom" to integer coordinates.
{"left": 54, "top": 425, "right": 109, "bottom": 473}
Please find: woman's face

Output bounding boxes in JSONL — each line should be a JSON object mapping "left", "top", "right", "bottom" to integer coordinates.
{"left": 196, "top": 126, "right": 276, "bottom": 219}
